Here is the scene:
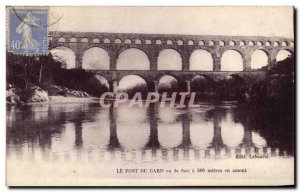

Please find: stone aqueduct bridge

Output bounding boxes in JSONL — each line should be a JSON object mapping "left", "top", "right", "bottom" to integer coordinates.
{"left": 49, "top": 31, "right": 294, "bottom": 91}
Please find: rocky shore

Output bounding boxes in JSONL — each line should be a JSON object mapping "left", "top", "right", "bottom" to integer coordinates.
{"left": 6, "top": 84, "right": 93, "bottom": 105}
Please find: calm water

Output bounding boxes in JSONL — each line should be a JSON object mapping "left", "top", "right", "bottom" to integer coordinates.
{"left": 6, "top": 101, "right": 294, "bottom": 164}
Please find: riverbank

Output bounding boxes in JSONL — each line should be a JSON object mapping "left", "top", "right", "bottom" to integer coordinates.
{"left": 48, "top": 96, "right": 98, "bottom": 104}
{"left": 6, "top": 84, "right": 97, "bottom": 105}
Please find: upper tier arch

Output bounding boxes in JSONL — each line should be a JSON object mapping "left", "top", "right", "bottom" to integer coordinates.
{"left": 49, "top": 31, "right": 294, "bottom": 71}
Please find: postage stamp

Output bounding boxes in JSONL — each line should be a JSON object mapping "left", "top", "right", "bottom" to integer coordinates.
{"left": 7, "top": 6, "right": 49, "bottom": 55}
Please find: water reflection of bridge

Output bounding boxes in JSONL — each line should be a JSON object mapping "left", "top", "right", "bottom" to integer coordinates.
{"left": 6, "top": 104, "right": 292, "bottom": 163}
{"left": 71, "top": 106, "right": 287, "bottom": 162}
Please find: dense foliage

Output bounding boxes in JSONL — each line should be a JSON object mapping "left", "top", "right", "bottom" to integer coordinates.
{"left": 6, "top": 51, "right": 294, "bottom": 104}
{"left": 7, "top": 52, "right": 108, "bottom": 96}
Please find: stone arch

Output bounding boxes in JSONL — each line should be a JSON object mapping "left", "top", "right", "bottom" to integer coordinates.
{"left": 273, "top": 41, "right": 279, "bottom": 47}
{"left": 103, "top": 38, "right": 111, "bottom": 43}
{"left": 82, "top": 47, "right": 110, "bottom": 70}
{"left": 208, "top": 40, "right": 215, "bottom": 46}
{"left": 265, "top": 41, "right": 271, "bottom": 46}
{"left": 276, "top": 49, "right": 293, "bottom": 62}
{"left": 135, "top": 39, "right": 142, "bottom": 44}
{"left": 124, "top": 39, "right": 132, "bottom": 44}
{"left": 157, "top": 75, "right": 179, "bottom": 93}
{"left": 189, "top": 49, "right": 213, "bottom": 71}
{"left": 145, "top": 39, "right": 152, "bottom": 44}
{"left": 157, "top": 74, "right": 180, "bottom": 83}
{"left": 50, "top": 46, "right": 76, "bottom": 69}
{"left": 116, "top": 48, "right": 150, "bottom": 70}
{"left": 188, "top": 40, "right": 194, "bottom": 45}
{"left": 251, "top": 49, "right": 270, "bottom": 69}
{"left": 221, "top": 50, "right": 244, "bottom": 71}
{"left": 156, "top": 40, "right": 162, "bottom": 44}
{"left": 117, "top": 75, "right": 149, "bottom": 98}
{"left": 167, "top": 40, "right": 173, "bottom": 45}
{"left": 70, "top": 38, "right": 77, "bottom": 43}
{"left": 249, "top": 41, "right": 254, "bottom": 46}
{"left": 257, "top": 41, "right": 263, "bottom": 46}
{"left": 281, "top": 41, "right": 287, "bottom": 47}
{"left": 219, "top": 41, "right": 225, "bottom": 46}
{"left": 199, "top": 40, "right": 205, "bottom": 46}
{"left": 81, "top": 38, "right": 88, "bottom": 43}
{"left": 92, "top": 38, "right": 100, "bottom": 43}
{"left": 58, "top": 37, "right": 66, "bottom": 42}
{"left": 157, "top": 49, "right": 182, "bottom": 71}
{"left": 114, "top": 39, "right": 122, "bottom": 44}
{"left": 239, "top": 41, "right": 246, "bottom": 46}
{"left": 118, "top": 75, "right": 149, "bottom": 89}
{"left": 177, "top": 40, "right": 183, "bottom": 45}
{"left": 229, "top": 41, "right": 235, "bottom": 46}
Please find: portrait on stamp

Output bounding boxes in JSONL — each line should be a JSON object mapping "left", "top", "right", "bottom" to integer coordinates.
{"left": 8, "top": 7, "right": 48, "bottom": 55}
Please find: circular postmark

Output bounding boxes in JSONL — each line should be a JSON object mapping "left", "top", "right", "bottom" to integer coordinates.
{"left": 11, "top": 6, "right": 63, "bottom": 29}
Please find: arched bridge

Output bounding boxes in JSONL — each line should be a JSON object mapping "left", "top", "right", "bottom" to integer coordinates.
{"left": 49, "top": 31, "right": 294, "bottom": 91}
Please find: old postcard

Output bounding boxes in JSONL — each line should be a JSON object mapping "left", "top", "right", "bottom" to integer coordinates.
{"left": 6, "top": 6, "right": 295, "bottom": 186}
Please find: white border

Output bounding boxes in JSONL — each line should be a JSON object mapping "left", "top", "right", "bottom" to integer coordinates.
{"left": 0, "top": 1, "right": 299, "bottom": 191}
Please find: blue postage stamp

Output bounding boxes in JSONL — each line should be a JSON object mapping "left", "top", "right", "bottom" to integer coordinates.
{"left": 7, "top": 7, "right": 49, "bottom": 55}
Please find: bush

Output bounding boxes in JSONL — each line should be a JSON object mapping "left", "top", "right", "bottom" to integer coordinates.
{"left": 52, "top": 68, "right": 108, "bottom": 97}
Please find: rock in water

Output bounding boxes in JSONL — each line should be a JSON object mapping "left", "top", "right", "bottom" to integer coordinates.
{"left": 26, "top": 86, "right": 49, "bottom": 102}
{"left": 6, "top": 88, "right": 23, "bottom": 105}
{"left": 47, "top": 84, "right": 90, "bottom": 97}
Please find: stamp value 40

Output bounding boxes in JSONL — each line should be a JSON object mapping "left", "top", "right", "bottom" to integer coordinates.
{"left": 7, "top": 6, "right": 49, "bottom": 55}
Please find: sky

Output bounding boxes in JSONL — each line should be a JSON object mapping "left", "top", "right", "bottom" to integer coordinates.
{"left": 49, "top": 7, "right": 294, "bottom": 38}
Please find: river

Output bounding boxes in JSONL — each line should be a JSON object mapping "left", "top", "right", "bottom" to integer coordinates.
{"left": 6, "top": 101, "right": 294, "bottom": 186}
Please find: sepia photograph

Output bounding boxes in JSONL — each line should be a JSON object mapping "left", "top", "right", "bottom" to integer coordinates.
{"left": 5, "top": 6, "right": 295, "bottom": 186}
